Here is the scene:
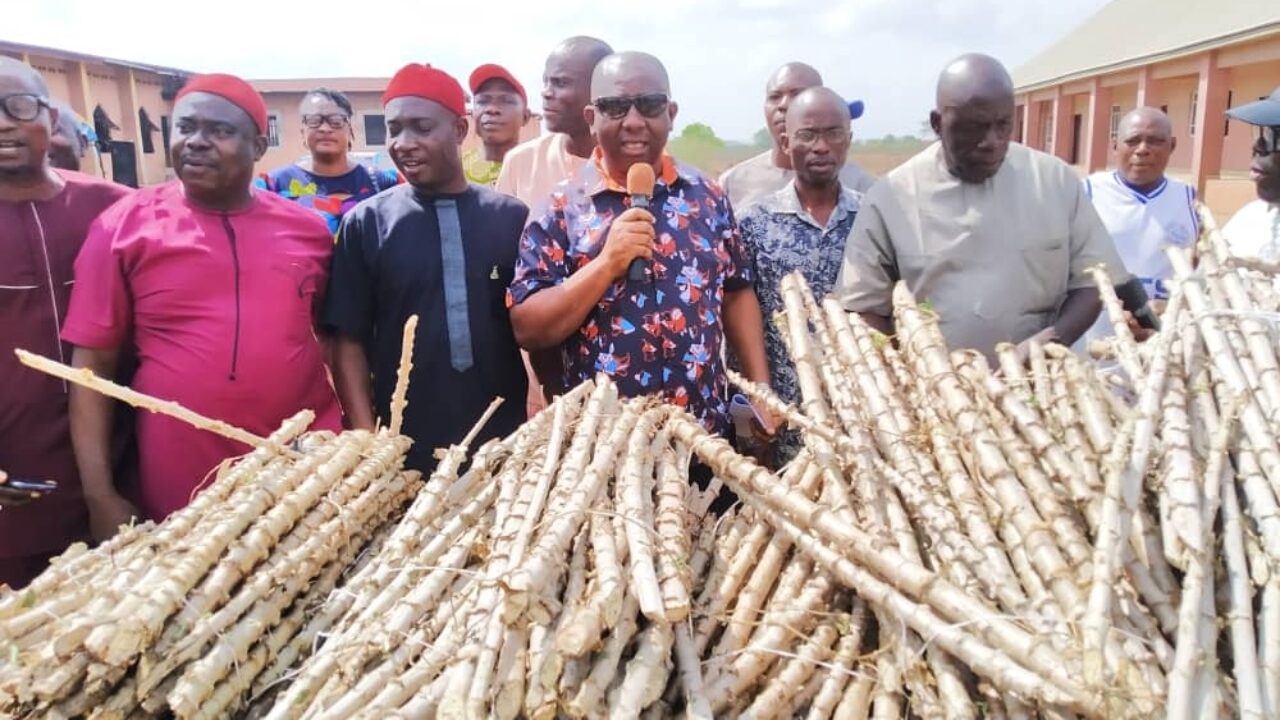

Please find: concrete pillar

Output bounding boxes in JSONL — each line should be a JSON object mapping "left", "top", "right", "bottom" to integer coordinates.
{"left": 1085, "top": 78, "right": 1113, "bottom": 172}
{"left": 1051, "top": 86, "right": 1074, "bottom": 162}
{"left": 1191, "top": 51, "right": 1229, "bottom": 195}
{"left": 1136, "top": 65, "right": 1160, "bottom": 108}
{"left": 125, "top": 70, "right": 148, "bottom": 185}
{"left": 1024, "top": 100, "right": 1044, "bottom": 149}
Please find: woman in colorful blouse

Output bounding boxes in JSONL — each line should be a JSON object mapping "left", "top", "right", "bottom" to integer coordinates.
{"left": 257, "top": 88, "right": 400, "bottom": 234}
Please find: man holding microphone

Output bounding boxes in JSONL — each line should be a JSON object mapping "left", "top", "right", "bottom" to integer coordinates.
{"left": 507, "top": 51, "right": 773, "bottom": 454}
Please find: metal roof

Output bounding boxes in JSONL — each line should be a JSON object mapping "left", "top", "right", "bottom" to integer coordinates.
{"left": 1013, "top": 0, "right": 1280, "bottom": 91}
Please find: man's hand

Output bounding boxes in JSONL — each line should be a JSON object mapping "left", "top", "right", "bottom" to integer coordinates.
{"left": 598, "top": 208, "right": 655, "bottom": 279}
{"left": 749, "top": 399, "right": 780, "bottom": 442}
{"left": 85, "top": 491, "right": 140, "bottom": 541}
{"left": 1124, "top": 311, "right": 1157, "bottom": 343}
{"left": 0, "top": 471, "right": 37, "bottom": 508}
{"left": 1009, "top": 326, "right": 1060, "bottom": 368}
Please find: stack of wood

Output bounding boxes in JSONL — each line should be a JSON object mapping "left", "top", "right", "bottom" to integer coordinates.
{"left": 9, "top": 209, "right": 1280, "bottom": 719}
{"left": 0, "top": 364, "right": 421, "bottom": 720}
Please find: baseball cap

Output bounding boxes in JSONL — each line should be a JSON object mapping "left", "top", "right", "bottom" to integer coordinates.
{"left": 1226, "top": 86, "right": 1280, "bottom": 127}
{"left": 469, "top": 64, "right": 527, "bottom": 104}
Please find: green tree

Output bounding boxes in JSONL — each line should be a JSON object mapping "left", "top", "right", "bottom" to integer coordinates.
{"left": 752, "top": 127, "right": 773, "bottom": 149}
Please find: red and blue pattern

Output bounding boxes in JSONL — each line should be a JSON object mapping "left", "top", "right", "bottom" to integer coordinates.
{"left": 508, "top": 156, "right": 751, "bottom": 435}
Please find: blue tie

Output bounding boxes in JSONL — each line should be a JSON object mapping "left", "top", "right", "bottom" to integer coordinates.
{"left": 435, "top": 199, "right": 473, "bottom": 373}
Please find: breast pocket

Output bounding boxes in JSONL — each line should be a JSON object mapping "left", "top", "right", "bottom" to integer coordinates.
{"left": 1019, "top": 239, "right": 1070, "bottom": 315}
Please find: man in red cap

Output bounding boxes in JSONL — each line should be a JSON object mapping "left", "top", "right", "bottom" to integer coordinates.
{"left": 0, "top": 57, "right": 131, "bottom": 586}
{"left": 62, "top": 72, "right": 343, "bottom": 538}
{"left": 324, "top": 64, "right": 529, "bottom": 472}
{"left": 463, "top": 64, "right": 530, "bottom": 186}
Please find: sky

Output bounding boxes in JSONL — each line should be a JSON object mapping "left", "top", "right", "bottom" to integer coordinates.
{"left": 6, "top": 0, "right": 1112, "bottom": 142}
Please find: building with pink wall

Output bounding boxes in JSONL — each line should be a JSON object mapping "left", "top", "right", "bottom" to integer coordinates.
{"left": 1013, "top": 0, "right": 1280, "bottom": 221}
{"left": 1, "top": 40, "right": 541, "bottom": 185}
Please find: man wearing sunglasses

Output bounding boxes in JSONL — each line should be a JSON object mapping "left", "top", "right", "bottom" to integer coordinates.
{"left": 720, "top": 62, "right": 875, "bottom": 212}
{"left": 0, "top": 58, "right": 131, "bottom": 588}
{"left": 509, "top": 51, "right": 774, "bottom": 481}
{"left": 837, "top": 53, "right": 1125, "bottom": 364}
{"left": 257, "top": 88, "right": 401, "bottom": 235}
{"left": 63, "top": 73, "right": 343, "bottom": 536}
{"left": 1223, "top": 87, "right": 1280, "bottom": 262}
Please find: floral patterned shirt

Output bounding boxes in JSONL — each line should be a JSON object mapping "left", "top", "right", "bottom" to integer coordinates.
{"left": 256, "top": 164, "right": 401, "bottom": 236}
{"left": 739, "top": 181, "right": 861, "bottom": 422}
{"left": 508, "top": 151, "right": 751, "bottom": 435}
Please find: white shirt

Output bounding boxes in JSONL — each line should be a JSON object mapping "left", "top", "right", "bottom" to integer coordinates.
{"left": 718, "top": 150, "right": 876, "bottom": 212}
{"left": 1223, "top": 199, "right": 1280, "bottom": 261}
{"left": 1074, "top": 171, "right": 1198, "bottom": 354}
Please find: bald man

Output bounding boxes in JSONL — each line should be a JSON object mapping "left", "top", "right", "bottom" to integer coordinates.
{"left": 48, "top": 100, "right": 88, "bottom": 172}
{"left": 0, "top": 58, "right": 130, "bottom": 587}
{"left": 495, "top": 36, "right": 613, "bottom": 416}
{"left": 738, "top": 87, "right": 860, "bottom": 462}
{"left": 719, "top": 62, "right": 875, "bottom": 211}
{"left": 509, "top": 51, "right": 772, "bottom": 447}
{"left": 836, "top": 53, "right": 1125, "bottom": 361}
{"left": 1074, "top": 107, "right": 1196, "bottom": 349}
{"left": 496, "top": 36, "right": 613, "bottom": 213}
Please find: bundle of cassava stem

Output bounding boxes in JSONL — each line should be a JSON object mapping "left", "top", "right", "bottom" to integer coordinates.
{"left": 11, "top": 205, "right": 1280, "bottom": 719}
{"left": 0, "top": 322, "right": 428, "bottom": 720}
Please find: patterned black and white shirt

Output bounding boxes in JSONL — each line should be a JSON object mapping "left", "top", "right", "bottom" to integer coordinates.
{"left": 738, "top": 181, "right": 862, "bottom": 459}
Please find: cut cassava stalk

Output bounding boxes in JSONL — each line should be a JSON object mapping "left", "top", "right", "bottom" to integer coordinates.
{"left": 387, "top": 314, "right": 418, "bottom": 435}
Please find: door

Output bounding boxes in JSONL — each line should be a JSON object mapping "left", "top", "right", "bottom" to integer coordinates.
{"left": 110, "top": 141, "right": 138, "bottom": 188}
{"left": 1070, "top": 114, "right": 1083, "bottom": 165}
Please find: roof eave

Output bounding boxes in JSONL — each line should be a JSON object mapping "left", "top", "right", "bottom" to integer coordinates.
{"left": 1014, "top": 22, "right": 1280, "bottom": 94}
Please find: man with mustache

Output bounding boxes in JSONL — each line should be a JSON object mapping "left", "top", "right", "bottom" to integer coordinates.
{"left": 463, "top": 64, "right": 530, "bottom": 186}
{"left": 1075, "top": 107, "right": 1195, "bottom": 349}
{"left": 1222, "top": 87, "right": 1280, "bottom": 261}
{"left": 0, "top": 57, "right": 130, "bottom": 586}
{"left": 836, "top": 53, "right": 1126, "bottom": 362}
{"left": 496, "top": 37, "right": 613, "bottom": 417}
{"left": 324, "top": 64, "right": 530, "bottom": 472}
{"left": 62, "top": 73, "right": 343, "bottom": 537}
{"left": 737, "top": 86, "right": 860, "bottom": 462}
{"left": 719, "top": 62, "right": 875, "bottom": 212}
{"left": 508, "top": 52, "right": 774, "bottom": 509}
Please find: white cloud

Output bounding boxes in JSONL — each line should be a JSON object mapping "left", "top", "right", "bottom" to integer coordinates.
{"left": 4, "top": 0, "right": 1111, "bottom": 141}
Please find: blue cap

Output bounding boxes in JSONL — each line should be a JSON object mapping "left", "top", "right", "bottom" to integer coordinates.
{"left": 1227, "top": 86, "right": 1280, "bottom": 127}
{"left": 848, "top": 99, "right": 865, "bottom": 120}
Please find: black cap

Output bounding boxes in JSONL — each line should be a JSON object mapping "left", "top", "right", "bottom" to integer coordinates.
{"left": 1226, "top": 86, "right": 1280, "bottom": 127}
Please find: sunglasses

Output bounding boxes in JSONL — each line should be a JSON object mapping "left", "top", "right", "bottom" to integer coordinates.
{"left": 302, "top": 113, "right": 350, "bottom": 130}
{"left": 0, "top": 93, "right": 50, "bottom": 123}
{"left": 1255, "top": 126, "right": 1280, "bottom": 156}
{"left": 593, "top": 93, "right": 669, "bottom": 120}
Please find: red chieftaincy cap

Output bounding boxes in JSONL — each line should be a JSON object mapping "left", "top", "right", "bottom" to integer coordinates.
{"left": 174, "top": 73, "right": 269, "bottom": 135}
{"left": 468, "top": 63, "right": 527, "bottom": 104}
{"left": 382, "top": 63, "right": 467, "bottom": 117}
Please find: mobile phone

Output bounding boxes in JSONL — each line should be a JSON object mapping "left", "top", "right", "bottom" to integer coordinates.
{"left": 2, "top": 477, "right": 58, "bottom": 496}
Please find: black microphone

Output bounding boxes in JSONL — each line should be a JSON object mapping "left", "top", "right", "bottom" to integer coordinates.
{"left": 1114, "top": 276, "right": 1161, "bottom": 331}
{"left": 625, "top": 163, "right": 656, "bottom": 282}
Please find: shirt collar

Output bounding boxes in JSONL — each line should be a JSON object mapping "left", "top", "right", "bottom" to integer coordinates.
{"left": 760, "top": 179, "right": 859, "bottom": 228}
{"left": 586, "top": 147, "right": 682, "bottom": 196}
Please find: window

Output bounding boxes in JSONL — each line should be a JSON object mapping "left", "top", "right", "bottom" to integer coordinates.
{"left": 267, "top": 115, "right": 281, "bottom": 148}
{"left": 364, "top": 114, "right": 386, "bottom": 146}
{"left": 1225, "top": 91, "right": 1233, "bottom": 136}
{"left": 1189, "top": 91, "right": 1199, "bottom": 136}
{"left": 1041, "top": 112, "right": 1054, "bottom": 153}
{"left": 1109, "top": 104, "right": 1121, "bottom": 143}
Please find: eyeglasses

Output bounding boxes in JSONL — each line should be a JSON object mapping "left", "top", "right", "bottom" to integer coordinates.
{"left": 302, "top": 113, "right": 350, "bottom": 130}
{"left": 593, "top": 93, "right": 669, "bottom": 120}
{"left": 1255, "top": 126, "right": 1280, "bottom": 156}
{"left": 0, "top": 93, "right": 50, "bottom": 123}
{"left": 790, "top": 127, "right": 851, "bottom": 145}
